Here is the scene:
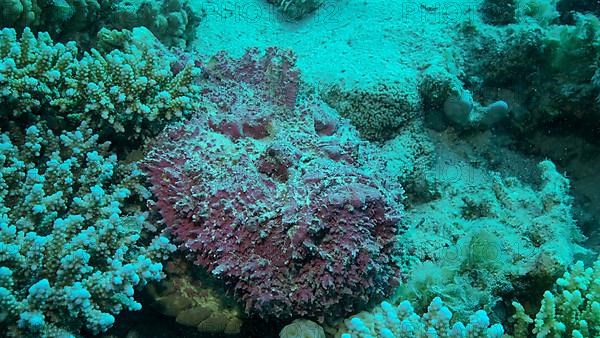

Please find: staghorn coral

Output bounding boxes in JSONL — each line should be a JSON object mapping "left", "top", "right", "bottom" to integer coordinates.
{"left": 335, "top": 297, "right": 504, "bottom": 338}
{"left": 146, "top": 256, "right": 244, "bottom": 335}
{"left": 0, "top": 27, "right": 200, "bottom": 147}
{"left": 511, "top": 258, "right": 600, "bottom": 337}
{"left": 142, "top": 48, "right": 404, "bottom": 321}
{"left": 0, "top": 122, "right": 175, "bottom": 337}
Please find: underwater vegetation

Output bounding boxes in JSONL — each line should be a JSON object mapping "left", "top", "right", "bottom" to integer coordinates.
{"left": 0, "top": 0, "right": 599, "bottom": 337}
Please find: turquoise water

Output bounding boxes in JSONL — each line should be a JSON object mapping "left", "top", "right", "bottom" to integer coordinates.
{"left": 0, "top": 0, "right": 599, "bottom": 337}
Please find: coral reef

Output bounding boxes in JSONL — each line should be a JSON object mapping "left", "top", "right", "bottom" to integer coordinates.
{"left": 0, "top": 0, "right": 201, "bottom": 48}
{"left": 0, "top": 0, "right": 111, "bottom": 46}
{"left": 557, "top": 0, "right": 600, "bottom": 23}
{"left": 0, "top": 27, "right": 200, "bottom": 147}
{"left": 0, "top": 122, "right": 175, "bottom": 337}
{"left": 396, "top": 138, "right": 589, "bottom": 322}
{"left": 142, "top": 48, "right": 404, "bottom": 320}
{"left": 480, "top": 0, "right": 517, "bottom": 25}
{"left": 146, "top": 256, "right": 244, "bottom": 335}
{"left": 461, "top": 1, "right": 600, "bottom": 134}
{"left": 322, "top": 82, "right": 421, "bottom": 141}
{"left": 511, "top": 258, "right": 600, "bottom": 337}
{"left": 544, "top": 13, "right": 600, "bottom": 119}
{"left": 467, "top": 25, "right": 546, "bottom": 89}
{"left": 110, "top": 0, "right": 203, "bottom": 49}
{"left": 0, "top": 0, "right": 597, "bottom": 336}
{"left": 524, "top": 131, "right": 600, "bottom": 254}
{"left": 336, "top": 298, "right": 504, "bottom": 337}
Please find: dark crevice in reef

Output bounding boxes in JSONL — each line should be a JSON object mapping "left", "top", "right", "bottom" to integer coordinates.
{"left": 558, "top": 0, "right": 600, "bottom": 24}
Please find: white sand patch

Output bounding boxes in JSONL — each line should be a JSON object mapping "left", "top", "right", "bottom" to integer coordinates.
{"left": 190, "top": 0, "right": 481, "bottom": 88}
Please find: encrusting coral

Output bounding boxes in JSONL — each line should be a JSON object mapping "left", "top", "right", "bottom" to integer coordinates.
{"left": 142, "top": 48, "right": 405, "bottom": 321}
{"left": 0, "top": 122, "right": 175, "bottom": 337}
{"left": 0, "top": 26, "right": 200, "bottom": 147}
{"left": 322, "top": 82, "right": 421, "bottom": 142}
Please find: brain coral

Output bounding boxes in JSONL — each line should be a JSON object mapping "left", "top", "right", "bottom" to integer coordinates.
{"left": 143, "top": 48, "right": 404, "bottom": 320}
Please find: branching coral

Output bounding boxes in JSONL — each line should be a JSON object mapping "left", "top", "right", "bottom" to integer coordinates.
{"left": 336, "top": 298, "right": 504, "bottom": 337}
{"left": 146, "top": 256, "right": 244, "bottom": 335}
{"left": 0, "top": 0, "right": 201, "bottom": 48}
{"left": 511, "top": 258, "right": 600, "bottom": 337}
{"left": 0, "top": 122, "right": 175, "bottom": 337}
{"left": 143, "top": 48, "right": 404, "bottom": 320}
{"left": 0, "top": 27, "right": 200, "bottom": 147}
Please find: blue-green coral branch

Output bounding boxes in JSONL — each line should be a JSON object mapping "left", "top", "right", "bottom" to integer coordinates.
{"left": 0, "top": 27, "right": 200, "bottom": 147}
{"left": 0, "top": 122, "right": 175, "bottom": 337}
